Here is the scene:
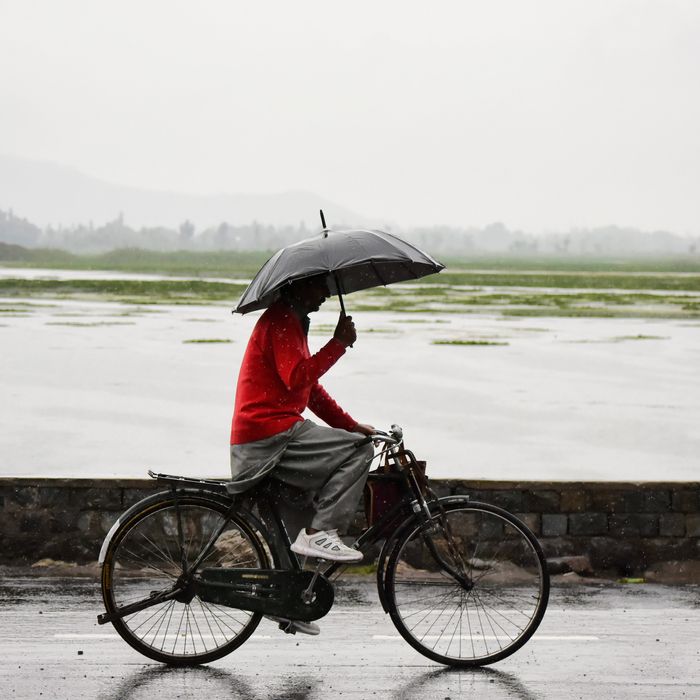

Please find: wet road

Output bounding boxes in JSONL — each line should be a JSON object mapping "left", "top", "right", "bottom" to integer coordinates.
{"left": 0, "top": 574, "right": 698, "bottom": 699}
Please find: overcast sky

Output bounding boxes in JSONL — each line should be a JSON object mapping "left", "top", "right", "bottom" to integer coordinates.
{"left": 1, "top": 0, "right": 698, "bottom": 233}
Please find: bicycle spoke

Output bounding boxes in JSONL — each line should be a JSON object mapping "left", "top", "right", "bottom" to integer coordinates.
{"left": 120, "top": 545, "right": 179, "bottom": 582}
{"left": 196, "top": 596, "right": 224, "bottom": 646}
{"left": 386, "top": 502, "right": 548, "bottom": 665}
{"left": 444, "top": 597, "right": 464, "bottom": 657}
{"left": 200, "top": 599, "right": 250, "bottom": 630}
{"left": 393, "top": 585, "right": 462, "bottom": 614}
{"left": 148, "top": 600, "right": 175, "bottom": 648}
{"left": 407, "top": 588, "right": 461, "bottom": 633}
{"left": 104, "top": 497, "right": 266, "bottom": 662}
{"left": 473, "top": 592, "right": 507, "bottom": 651}
{"left": 128, "top": 600, "right": 174, "bottom": 634}
{"left": 138, "top": 531, "right": 181, "bottom": 572}
{"left": 473, "top": 592, "right": 530, "bottom": 633}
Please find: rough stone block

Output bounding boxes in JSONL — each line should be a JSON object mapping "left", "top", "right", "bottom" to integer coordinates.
{"left": 77, "top": 487, "right": 124, "bottom": 511}
{"left": 513, "top": 512, "right": 540, "bottom": 535}
{"left": 589, "top": 490, "right": 625, "bottom": 514}
{"left": 539, "top": 537, "right": 579, "bottom": 559}
{"left": 37, "top": 487, "right": 72, "bottom": 508}
{"left": 641, "top": 537, "right": 697, "bottom": 564}
{"left": 624, "top": 489, "right": 671, "bottom": 514}
{"left": 9, "top": 487, "right": 38, "bottom": 508}
{"left": 477, "top": 490, "right": 524, "bottom": 512}
{"left": 671, "top": 489, "right": 700, "bottom": 513}
{"left": 659, "top": 513, "right": 686, "bottom": 537}
{"left": 77, "top": 511, "right": 100, "bottom": 534}
{"left": 642, "top": 490, "right": 672, "bottom": 513}
{"left": 609, "top": 514, "right": 659, "bottom": 537}
{"left": 560, "top": 490, "right": 587, "bottom": 513}
{"left": 49, "top": 514, "right": 76, "bottom": 534}
{"left": 20, "top": 512, "right": 49, "bottom": 535}
{"left": 122, "top": 487, "right": 159, "bottom": 508}
{"left": 0, "top": 513, "right": 19, "bottom": 535}
{"left": 586, "top": 536, "right": 647, "bottom": 574}
{"left": 445, "top": 480, "right": 468, "bottom": 496}
{"left": 542, "top": 514, "right": 568, "bottom": 537}
{"left": 427, "top": 480, "right": 451, "bottom": 498}
{"left": 523, "top": 490, "right": 560, "bottom": 513}
{"left": 686, "top": 514, "right": 700, "bottom": 537}
{"left": 100, "top": 511, "right": 122, "bottom": 536}
{"left": 569, "top": 512, "right": 608, "bottom": 536}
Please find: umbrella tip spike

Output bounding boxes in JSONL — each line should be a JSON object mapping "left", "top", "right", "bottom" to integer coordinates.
{"left": 320, "top": 209, "right": 327, "bottom": 230}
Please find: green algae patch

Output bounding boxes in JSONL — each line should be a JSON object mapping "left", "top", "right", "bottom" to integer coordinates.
{"left": 182, "top": 338, "right": 233, "bottom": 344}
{"left": 432, "top": 339, "right": 509, "bottom": 346}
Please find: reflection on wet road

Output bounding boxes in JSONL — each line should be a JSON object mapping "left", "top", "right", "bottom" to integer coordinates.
{"left": 0, "top": 575, "right": 698, "bottom": 699}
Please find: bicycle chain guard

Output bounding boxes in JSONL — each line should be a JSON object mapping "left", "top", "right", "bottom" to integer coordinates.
{"left": 194, "top": 568, "right": 335, "bottom": 621}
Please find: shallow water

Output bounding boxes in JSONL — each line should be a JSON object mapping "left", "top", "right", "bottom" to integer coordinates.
{"left": 1, "top": 295, "right": 698, "bottom": 480}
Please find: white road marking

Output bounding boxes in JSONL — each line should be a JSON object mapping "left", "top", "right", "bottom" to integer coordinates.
{"left": 372, "top": 634, "right": 599, "bottom": 641}
{"left": 54, "top": 633, "right": 275, "bottom": 640}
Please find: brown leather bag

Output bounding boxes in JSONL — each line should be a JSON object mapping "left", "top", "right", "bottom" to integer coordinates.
{"left": 364, "top": 448, "right": 427, "bottom": 527}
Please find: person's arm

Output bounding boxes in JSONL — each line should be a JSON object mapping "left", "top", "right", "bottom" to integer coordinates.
{"left": 271, "top": 317, "right": 347, "bottom": 391}
{"left": 308, "top": 382, "right": 358, "bottom": 432}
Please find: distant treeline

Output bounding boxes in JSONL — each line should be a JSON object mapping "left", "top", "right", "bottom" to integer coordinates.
{"left": 0, "top": 208, "right": 698, "bottom": 256}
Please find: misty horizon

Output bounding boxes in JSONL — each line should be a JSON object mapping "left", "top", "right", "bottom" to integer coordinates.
{"left": 0, "top": 154, "right": 698, "bottom": 258}
{"left": 2, "top": 2, "right": 699, "bottom": 236}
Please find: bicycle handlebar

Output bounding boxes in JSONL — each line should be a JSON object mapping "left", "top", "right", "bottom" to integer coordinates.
{"left": 355, "top": 424, "right": 404, "bottom": 448}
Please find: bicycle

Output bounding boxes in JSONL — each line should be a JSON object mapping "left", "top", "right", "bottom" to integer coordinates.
{"left": 97, "top": 425, "right": 549, "bottom": 667}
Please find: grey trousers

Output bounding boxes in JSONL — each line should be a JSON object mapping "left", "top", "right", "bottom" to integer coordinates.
{"left": 229, "top": 420, "right": 375, "bottom": 534}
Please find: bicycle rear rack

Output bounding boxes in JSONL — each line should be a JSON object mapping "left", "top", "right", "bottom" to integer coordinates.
{"left": 147, "top": 469, "right": 230, "bottom": 494}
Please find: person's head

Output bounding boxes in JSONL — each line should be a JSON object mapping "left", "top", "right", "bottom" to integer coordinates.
{"left": 281, "top": 274, "right": 330, "bottom": 315}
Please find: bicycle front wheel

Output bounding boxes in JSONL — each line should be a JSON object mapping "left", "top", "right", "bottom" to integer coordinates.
{"left": 101, "top": 491, "right": 270, "bottom": 665}
{"left": 384, "top": 500, "right": 549, "bottom": 667}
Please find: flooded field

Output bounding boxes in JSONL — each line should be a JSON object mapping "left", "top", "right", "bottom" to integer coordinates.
{"left": 1, "top": 265, "right": 698, "bottom": 480}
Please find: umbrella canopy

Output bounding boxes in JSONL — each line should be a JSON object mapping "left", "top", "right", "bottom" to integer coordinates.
{"left": 234, "top": 227, "right": 444, "bottom": 314}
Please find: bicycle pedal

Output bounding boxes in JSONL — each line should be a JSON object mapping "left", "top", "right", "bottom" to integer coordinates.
{"left": 278, "top": 621, "right": 297, "bottom": 635}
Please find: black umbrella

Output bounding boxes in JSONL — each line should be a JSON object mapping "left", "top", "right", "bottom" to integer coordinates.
{"left": 234, "top": 211, "right": 444, "bottom": 314}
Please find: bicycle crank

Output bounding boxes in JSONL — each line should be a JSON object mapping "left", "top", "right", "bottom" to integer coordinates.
{"left": 194, "top": 568, "right": 334, "bottom": 621}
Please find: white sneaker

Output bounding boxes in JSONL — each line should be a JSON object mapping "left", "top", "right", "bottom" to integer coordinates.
{"left": 290, "top": 528, "right": 363, "bottom": 562}
{"left": 266, "top": 616, "right": 320, "bottom": 636}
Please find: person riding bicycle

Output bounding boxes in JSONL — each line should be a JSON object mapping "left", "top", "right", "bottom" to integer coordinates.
{"left": 228, "top": 274, "right": 375, "bottom": 571}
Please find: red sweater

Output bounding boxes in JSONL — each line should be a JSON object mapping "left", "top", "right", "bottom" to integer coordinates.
{"left": 230, "top": 301, "right": 358, "bottom": 444}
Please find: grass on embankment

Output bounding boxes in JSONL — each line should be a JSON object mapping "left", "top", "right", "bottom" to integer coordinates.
{"left": 1, "top": 248, "right": 699, "bottom": 317}
{"left": 0, "top": 246, "right": 271, "bottom": 278}
{"left": 0, "top": 278, "right": 248, "bottom": 304}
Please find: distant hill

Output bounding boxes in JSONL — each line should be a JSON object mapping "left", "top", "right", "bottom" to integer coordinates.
{"left": 1, "top": 155, "right": 698, "bottom": 256}
{"left": 0, "top": 154, "right": 368, "bottom": 230}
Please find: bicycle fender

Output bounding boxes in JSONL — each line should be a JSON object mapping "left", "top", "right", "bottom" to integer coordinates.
{"left": 97, "top": 488, "right": 243, "bottom": 566}
{"left": 375, "top": 495, "right": 473, "bottom": 613}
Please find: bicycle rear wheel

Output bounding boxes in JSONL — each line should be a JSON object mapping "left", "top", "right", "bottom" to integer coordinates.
{"left": 101, "top": 491, "right": 270, "bottom": 664}
{"left": 384, "top": 499, "right": 549, "bottom": 667}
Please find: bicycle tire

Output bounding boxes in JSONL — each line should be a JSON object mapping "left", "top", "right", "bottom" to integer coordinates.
{"left": 101, "top": 491, "right": 270, "bottom": 665}
{"left": 384, "top": 499, "right": 549, "bottom": 667}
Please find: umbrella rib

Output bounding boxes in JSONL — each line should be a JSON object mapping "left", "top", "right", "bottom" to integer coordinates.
{"left": 370, "top": 261, "right": 389, "bottom": 286}
{"left": 398, "top": 259, "right": 422, "bottom": 281}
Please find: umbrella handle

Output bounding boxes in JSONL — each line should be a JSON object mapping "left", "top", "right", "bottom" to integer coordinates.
{"left": 333, "top": 272, "right": 347, "bottom": 316}
{"left": 333, "top": 272, "right": 353, "bottom": 347}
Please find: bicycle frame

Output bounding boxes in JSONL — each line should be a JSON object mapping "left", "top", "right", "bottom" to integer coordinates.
{"left": 99, "top": 430, "right": 550, "bottom": 667}
{"left": 98, "top": 436, "right": 468, "bottom": 628}
{"left": 223, "top": 436, "right": 472, "bottom": 604}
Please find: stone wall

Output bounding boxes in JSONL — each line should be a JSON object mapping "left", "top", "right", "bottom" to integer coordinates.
{"left": 1, "top": 478, "right": 698, "bottom": 576}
